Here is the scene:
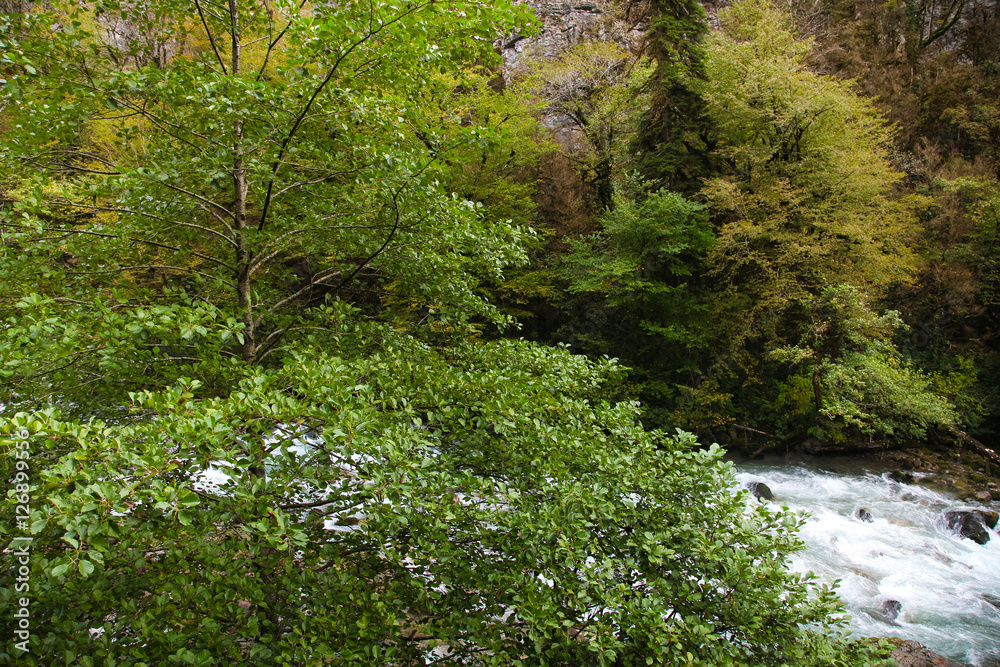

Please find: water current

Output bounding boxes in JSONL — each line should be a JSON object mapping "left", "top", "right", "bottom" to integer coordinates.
{"left": 733, "top": 456, "right": 1000, "bottom": 666}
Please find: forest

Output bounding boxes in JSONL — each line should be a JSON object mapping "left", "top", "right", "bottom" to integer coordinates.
{"left": 0, "top": 0, "right": 997, "bottom": 664}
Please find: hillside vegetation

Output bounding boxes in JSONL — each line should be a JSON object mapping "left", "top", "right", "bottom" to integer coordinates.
{"left": 1, "top": 0, "right": 996, "bottom": 664}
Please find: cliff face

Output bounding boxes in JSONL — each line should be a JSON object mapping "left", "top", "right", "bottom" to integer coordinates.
{"left": 502, "top": 1, "right": 605, "bottom": 70}
{"left": 496, "top": 1, "right": 636, "bottom": 241}
{"left": 501, "top": 0, "right": 644, "bottom": 76}
{"left": 496, "top": 1, "right": 651, "bottom": 242}
{"left": 499, "top": 0, "right": 729, "bottom": 73}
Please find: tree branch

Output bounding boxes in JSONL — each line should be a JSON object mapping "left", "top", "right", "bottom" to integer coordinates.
{"left": 65, "top": 202, "right": 239, "bottom": 249}
{"left": 256, "top": 0, "right": 436, "bottom": 233}
{"left": 67, "top": 264, "right": 236, "bottom": 287}
{"left": 256, "top": 0, "right": 310, "bottom": 81}
{"left": 195, "top": 0, "right": 229, "bottom": 75}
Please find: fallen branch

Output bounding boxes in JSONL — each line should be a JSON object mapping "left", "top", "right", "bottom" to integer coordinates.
{"left": 947, "top": 425, "right": 1000, "bottom": 467}
{"left": 731, "top": 423, "right": 776, "bottom": 438}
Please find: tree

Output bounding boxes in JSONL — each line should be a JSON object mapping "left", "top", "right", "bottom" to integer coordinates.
{"left": 686, "top": 0, "right": 922, "bottom": 435}
{"left": 771, "top": 284, "right": 958, "bottom": 442}
{"left": 561, "top": 185, "right": 713, "bottom": 308}
{"left": 803, "top": 0, "right": 1000, "bottom": 170}
{"left": 2, "top": 318, "right": 889, "bottom": 665}
{"left": 0, "top": 0, "right": 533, "bottom": 413}
{"left": 631, "top": 0, "right": 718, "bottom": 193}
{"left": 519, "top": 41, "right": 653, "bottom": 210}
{"left": 555, "top": 183, "right": 715, "bottom": 426}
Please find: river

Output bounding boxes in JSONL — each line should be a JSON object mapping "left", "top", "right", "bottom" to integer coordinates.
{"left": 733, "top": 456, "right": 1000, "bottom": 666}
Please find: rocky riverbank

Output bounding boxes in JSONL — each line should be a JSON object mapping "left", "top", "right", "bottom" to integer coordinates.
{"left": 861, "top": 443, "right": 999, "bottom": 504}
{"left": 889, "top": 639, "right": 969, "bottom": 667}
{"left": 731, "top": 432, "right": 1000, "bottom": 503}
{"left": 732, "top": 455, "right": 1000, "bottom": 665}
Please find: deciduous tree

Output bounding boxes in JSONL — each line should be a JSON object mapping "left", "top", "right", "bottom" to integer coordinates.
{"left": 0, "top": 0, "right": 532, "bottom": 412}
{"left": 699, "top": 0, "right": 917, "bottom": 384}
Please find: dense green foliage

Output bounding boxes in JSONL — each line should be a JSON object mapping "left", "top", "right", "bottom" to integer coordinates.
{"left": 5, "top": 0, "right": 999, "bottom": 661}
{"left": 771, "top": 285, "right": 958, "bottom": 441}
{"left": 0, "top": 1, "right": 899, "bottom": 665}
{"left": 2, "top": 320, "right": 885, "bottom": 665}
{"left": 516, "top": 0, "right": 998, "bottom": 453}
{"left": 695, "top": 0, "right": 928, "bottom": 439}
{"left": 632, "top": 0, "right": 717, "bottom": 193}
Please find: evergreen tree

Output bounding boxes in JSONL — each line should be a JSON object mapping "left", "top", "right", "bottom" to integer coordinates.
{"left": 632, "top": 0, "right": 718, "bottom": 193}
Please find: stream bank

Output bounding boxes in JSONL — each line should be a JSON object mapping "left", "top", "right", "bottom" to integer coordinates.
{"left": 728, "top": 434, "right": 1000, "bottom": 502}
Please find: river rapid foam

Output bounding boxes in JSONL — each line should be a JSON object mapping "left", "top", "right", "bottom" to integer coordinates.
{"left": 734, "top": 457, "right": 1000, "bottom": 666}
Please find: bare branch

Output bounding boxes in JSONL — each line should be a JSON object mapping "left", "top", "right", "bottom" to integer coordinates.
{"left": 195, "top": 0, "right": 229, "bottom": 75}
{"left": 248, "top": 220, "right": 378, "bottom": 275}
{"left": 124, "top": 238, "right": 237, "bottom": 272}
{"left": 325, "top": 189, "right": 404, "bottom": 293}
{"left": 193, "top": 202, "right": 238, "bottom": 237}
{"left": 160, "top": 182, "right": 238, "bottom": 222}
{"left": 66, "top": 202, "right": 239, "bottom": 249}
{"left": 252, "top": 264, "right": 345, "bottom": 329}
{"left": 270, "top": 170, "right": 360, "bottom": 199}
{"left": 256, "top": 0, "right": 310, "bottom": 81}
{"left": 10, "top": 347, "right": 104, "bottom": 384}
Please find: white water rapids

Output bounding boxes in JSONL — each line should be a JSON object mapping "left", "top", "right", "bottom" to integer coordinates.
{"left": 734, "top": 457, "right": 1000, "bottom": 666}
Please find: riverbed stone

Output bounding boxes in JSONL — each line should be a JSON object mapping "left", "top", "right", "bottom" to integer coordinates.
{"left": 943, "top": 510, "right": 991, "bottom": 545}
{"left": 982, "top": 593, "right": 1000, "bottom": 610}
{"left": 889, "top": 639, "right": 967, "bottom": 667}
{"left": 973, "top": 509, "right": 999, "bottom": 529}
{"left": 880, "top": 599, "right": 901, "bottom": 620}
{"left": 855, "top": 508, "right": 874, "bottom": 523}
{"left": 889, "top": 470, "right": 915, "bottom": 484}
{"left": 746, "top": 481, "right": 773, "bottom": 501}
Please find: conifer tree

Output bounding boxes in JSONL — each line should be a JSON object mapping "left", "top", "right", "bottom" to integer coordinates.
{"left": 632, "top": 0, "right": 718, "bottom": 193}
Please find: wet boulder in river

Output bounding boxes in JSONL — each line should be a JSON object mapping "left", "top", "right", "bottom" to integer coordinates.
{"left": 855, "top": 508, "right": 874, "bottom": 523}
{"left": 972, "top": 509, "right": 998, "bottom": 530}
{"left": 944, "top": 510, "right": 991, "bottom": 545}
{"left": 981, "top": 593, "right": 1000, "bottom": 611}
{"left": 746, "top": 481, "right": 773, "bottom": 501}
{"left": 880, "top": 599, "right": 901, "bottom": 621}
{"left": 889, "top": 470, "right": 915, "bottom": 484}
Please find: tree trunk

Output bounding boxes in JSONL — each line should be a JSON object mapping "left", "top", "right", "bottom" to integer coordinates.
{"left": 812, "top": 368, "right": 823, "bottom": 414}
{"left": 228, "top": 0, "right": 257, "bottom": 364}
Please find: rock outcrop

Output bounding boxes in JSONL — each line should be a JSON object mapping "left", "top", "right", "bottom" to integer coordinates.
{"left": 500, "top": 0, "right": 643, "bottom": 76}
{"left": 880, "top": 599, "right": 901, "bottom": 621}
{"left": 889, "top": 640, "right": 967, "bottom": 667}
{"left": 972, "top": 509, "right": 999, "bottom": 529}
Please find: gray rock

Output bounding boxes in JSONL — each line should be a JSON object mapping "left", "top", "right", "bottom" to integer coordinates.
{"left": 855, "top": 508, "right": 874, "bottom": 523}
{"left": 889, "top": 639, "right": 968, "bottom": 667}
{"left": 889, "top": 470, "right": 915, "bottom": 484}
{"left": 880, "top": 599, "right": 901, "bottom": 620}
{"left": 943, "top": 510, "right": 990, "bottom": 545}
{"left": 500, "top": 0, "right": 642, "bottom": 78}
{"left": 981, "top": 593, "right": 1000, "bottom": 610}
{"left": 746, "top": 481, "right": 773, "bottom": 501}
{"left": 973, "top": 509, "right": 999, "bottom": 530}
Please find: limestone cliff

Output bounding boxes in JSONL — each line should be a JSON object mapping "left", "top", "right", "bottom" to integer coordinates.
{"left": 500, "top": 0, "right": 645, "bottom": 76}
